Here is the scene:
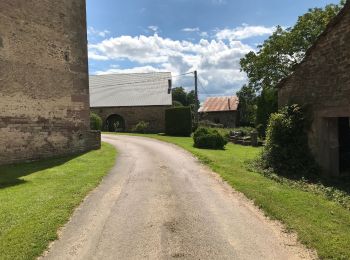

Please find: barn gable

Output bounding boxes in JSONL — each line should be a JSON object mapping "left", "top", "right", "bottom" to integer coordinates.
{"left": 278, "top": 1, "right": 350, "bottom": 176}
{"left": 89, "top": 72, "right": 173, "bottom": 133}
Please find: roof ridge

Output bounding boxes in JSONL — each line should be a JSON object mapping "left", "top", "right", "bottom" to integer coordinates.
{"left": 90, "top": 72, "right": 171, "bottom": 77}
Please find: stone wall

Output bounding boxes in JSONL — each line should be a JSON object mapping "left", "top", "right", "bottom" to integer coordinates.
{"left": 200, "top": 111, "right": 238, "bottom": 128}
{"left": 278, "top": 2, "right": 350, "bottom": 176}
{"left": 0, "top": 0, "right": 100, "bottom": 165}
{"left": 91, "top": 106, "right": 171, "bottom": 133}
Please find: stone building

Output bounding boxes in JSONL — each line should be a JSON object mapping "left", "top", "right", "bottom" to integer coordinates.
{"left": 0, "top": 0, "right": 100, "bottom": 165}
{"left": 90, "top": 72, "right": 173, "bottom": 133}
{"left": 278, "top": 1, "right": 350, "bottom": 177}
{"left": 199, "top": 96, "right": 239, "bottom": 128}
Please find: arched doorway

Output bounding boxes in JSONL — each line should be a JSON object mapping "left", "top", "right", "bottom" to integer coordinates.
{"left": 105, "top": 114, "right": 125, "bottom": 132}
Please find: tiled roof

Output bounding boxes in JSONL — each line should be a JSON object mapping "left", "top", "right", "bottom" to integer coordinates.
{"left": 199, "top": 96, "right": 239, "bottom": 112}
{"left": 89, "top": 72, "right": 172, "bottom": 107}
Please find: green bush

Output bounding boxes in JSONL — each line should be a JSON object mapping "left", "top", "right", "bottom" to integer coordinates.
{"left": 165, "top": 107, "right": 192, "bottom": 136}
{"left": 132, "top": 121, "right": 150, "bottom": 133}
{"left": 255, "top": 88, "right": 278, "bottom": 137}
{"left": 90, "top": 112, "right": 102, "bottom": 131}
{"left": 193, "top": 127, "right": 227, "bottom": 150}
{"left": 262, "top": 104, "right": 317, "bottom": 177}
{"left": 172, "top": 101, "right": 184, "bottom": 107}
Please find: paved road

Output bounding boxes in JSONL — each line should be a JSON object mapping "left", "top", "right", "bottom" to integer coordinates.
{"left": 42, "top": 134, "right": 314, "bottom": 260}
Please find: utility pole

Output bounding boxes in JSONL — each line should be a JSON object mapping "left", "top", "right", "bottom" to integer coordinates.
{"left": 194, "top": 70, "right": 199, "bottom": 125}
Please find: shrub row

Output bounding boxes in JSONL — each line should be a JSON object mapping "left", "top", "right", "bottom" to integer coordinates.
{"left": 90, "top": 112, "right": 102, "bottom": 131}
{"left": 132, "top": 121, "right": 150, "bottom": 133}
{"left": 193, "top": 127, "right": 227, "bottom": 150}
{"left": 165, "top": 107, "right": 192, "bottom": 136}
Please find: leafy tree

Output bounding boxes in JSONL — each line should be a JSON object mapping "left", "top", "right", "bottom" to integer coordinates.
{"left": 186, "top": 90, "right": 199, "bottom": 107}
{"left": 172, "top": 87, "right": 199, "bottom": 130}
{"left": 240, "top": 3, "right": 343, "bottom": 91}
{"left": 255, "top": 88, "right": 278, "bottom": 137}
{"left": 172, "top": 87, "right": 199, "bottom": 107}
{"left": 172, "top": 100, "right": 184, "bottom": 107}
{"left": 172, "top": 87, "right": 187, "bottom": 106}
{"left": 236, "top": 84, "right": 257, "bottom": 127}
{"left": 238, "top": 2, "right": 343, "bottom": 134}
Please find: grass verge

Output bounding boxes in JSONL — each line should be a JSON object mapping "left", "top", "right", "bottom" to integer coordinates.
{"left": 0, "top": 142, "right": 116, "bottom": 260}
{"left": 110, "top": 133, "right": 350, "bottom": 259}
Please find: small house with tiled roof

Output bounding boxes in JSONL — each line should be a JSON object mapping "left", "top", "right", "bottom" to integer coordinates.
{"left": 278, "top": 1, "right": 350, "bottom": 176}
{"left": 199, "top": 96, "right": 239, "bottom": 128}
{"left": 90, "top": 72, "right": 172, "bottom": 133}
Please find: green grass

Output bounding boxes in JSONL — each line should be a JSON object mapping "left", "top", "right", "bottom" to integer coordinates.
{"left": 110, "top": 133, "right": 350, "bottom": 259}
{"left": 0, "top": 143, "right": 116, "bottom": 260}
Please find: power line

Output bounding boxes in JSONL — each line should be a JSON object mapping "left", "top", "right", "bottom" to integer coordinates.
{"left": 197, "top": 78, "right": 210, "bottom": 96}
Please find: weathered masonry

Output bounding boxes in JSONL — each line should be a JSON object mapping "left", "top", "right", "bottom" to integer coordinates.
{"left": 199, "top": 96, "right": 239, "bottom": 128}
{"left": 0, "top": 0, "right": 100, "bottom": 165}
{"left": 90, "top": 72, "right": 172, "bottom": 133}
{"left": 278, "top": 1, "right": 350, "bottom": 177}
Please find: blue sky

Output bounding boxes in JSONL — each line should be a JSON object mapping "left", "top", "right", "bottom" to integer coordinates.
{"left": 86, "top": 0, "right": 339, "bottom": 100}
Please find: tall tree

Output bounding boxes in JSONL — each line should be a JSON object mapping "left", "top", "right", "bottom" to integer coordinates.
{"left": 186, "top": 90, "right": 200, "bottom": 109}
{"left": 240, "top": 3, "right": 343, "bottom": 92}
{"left": 255, "top": 88, "right": 278, "bottom": 136}
{"left": 172, "top": 87, "right": 187, "bottom": 106}
{"left": 236, "top": 84, "right": 257, "bottom": 127}
{"left": 172, "top": 87, "right": 199, "bottom": 107}
{"left": 237, "top": 2, "right": 343, "bottom": 134}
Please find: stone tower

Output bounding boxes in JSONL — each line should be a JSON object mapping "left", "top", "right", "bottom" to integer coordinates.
{"left": 0, "top": 0, "right": 100, "bottom": 165}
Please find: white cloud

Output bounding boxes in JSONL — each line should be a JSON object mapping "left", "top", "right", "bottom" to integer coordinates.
{"left": 88, "top": 52, "right": 109, "bottom": 61}
{"left": 216, "top": 24, "right": 275, "bottom": 40}
{"left": 88, "top": 27, "right": 261, "bottom": 97}
{"left": 148, "top": 25, "right": 159, "bottom": 33}
{"left": 87, "top": 27, "right": 111, "bottom": 38}
{"left": 199, "top": 31, "right": 209, "bottom": 38}
{"left": 95, "top": 65, "right": 166, "bottom": 75}
{"left": 182, "top": 27, "right": 200, "bottom": 32}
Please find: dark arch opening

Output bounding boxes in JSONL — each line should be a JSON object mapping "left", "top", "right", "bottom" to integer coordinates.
{"left": 105, "top": 114, "right": 125, "bottom": 132}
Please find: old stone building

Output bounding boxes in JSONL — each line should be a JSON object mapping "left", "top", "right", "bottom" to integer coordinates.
{"left": 0, "top": 0, "right": 100, "bottom": 165}
{"left": 90, "top": 72, "right": 173, "bottom": 133}
{"left": 199, "top": 96, "right": 239, "bottom": 128}
{"left": 278, "top": 1, "right": 350, "bottom": 177}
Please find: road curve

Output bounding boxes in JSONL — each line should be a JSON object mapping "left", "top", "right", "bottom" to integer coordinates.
{"left": 41, "top": 134, "right": 314, "bottom": 260}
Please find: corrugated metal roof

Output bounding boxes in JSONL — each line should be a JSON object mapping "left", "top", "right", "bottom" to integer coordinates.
{"left": 199, "top": 96, "right": 239, "bottom": 112}
{"left": 89, "top": 72, "right": 173, "bottom": 107}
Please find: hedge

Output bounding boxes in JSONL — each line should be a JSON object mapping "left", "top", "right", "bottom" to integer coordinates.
{"left": 132, "top": 121, "right": 150, "bottom": 134}
{"left": 90, "top": 112, "right": 102, "bottom": 131}
{"left": 165, "top": 107, "right": 192, "bottom": 136}
{"left": 193, "top": 127, "right": 227, "bottom": 150}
